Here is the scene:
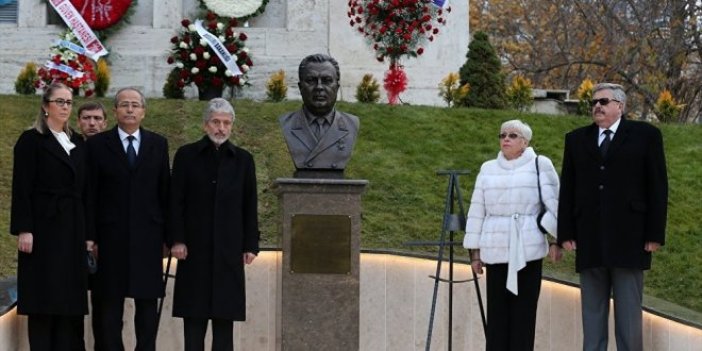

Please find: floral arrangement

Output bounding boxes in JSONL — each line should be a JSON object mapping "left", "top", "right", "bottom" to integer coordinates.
{"left": 199, "top": 0, "right": 269, "bottom": 21}
{"left": 347, "top": 0, "right": 450, "bottom": 63}
{"left": 167, "top": 11, "right": 253, "bottom": 93}
{"left": 35, "top": 31, "right": 96, "bottom": 97}
{"left": 347, "top": 0, "right": 450, "bottom": 104}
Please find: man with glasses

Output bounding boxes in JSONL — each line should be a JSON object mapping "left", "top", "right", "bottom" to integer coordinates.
{"left": 169, "top": 98, "right": 259, "bottom": 350}
{"left": 279, "top": 53, "right": 360, "bottom": 178}
{"left": 85, "top": 87, "right": 170, "bottom": 351}
{"left": 557, "top": 83, "right": 668, "bottom": 351}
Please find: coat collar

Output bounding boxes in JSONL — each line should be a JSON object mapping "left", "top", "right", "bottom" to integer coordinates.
{"left": 195, "top": 135, "right": 237, "bottom": 156}
{"left": 497, "top": 147, "right": 536, "bottom": 170}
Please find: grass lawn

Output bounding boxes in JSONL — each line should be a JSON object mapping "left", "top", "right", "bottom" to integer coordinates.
{"left": 1, "top": 94, "right": 701, "bottom": 315}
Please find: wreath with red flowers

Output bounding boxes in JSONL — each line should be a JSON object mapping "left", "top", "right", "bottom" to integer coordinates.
{"left": 348, "top": 0, "right": 450, "bottom": 104}
{"left": 45, "top": 0, "right": 137, "bottom": 39}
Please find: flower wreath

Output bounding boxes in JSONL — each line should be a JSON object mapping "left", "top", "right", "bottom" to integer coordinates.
{"left": 199, "top": 0, "right": 269, "bottom": 21}
{"left": 45, "top": 0, "right": 137, "bottom": 39}
{"left": 35, "top": 31, "right": 97, "bottom": 97}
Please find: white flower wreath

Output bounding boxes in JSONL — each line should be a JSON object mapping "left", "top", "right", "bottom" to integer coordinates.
{"left": 202, "top": 0, "right": 265, "bottom": 18}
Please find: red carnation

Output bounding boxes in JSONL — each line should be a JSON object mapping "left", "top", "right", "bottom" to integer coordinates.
{"left": 212, "top": 77, "right": 224, "bottom": 87}
{"left": 206, "top": 11, "right": 217, "bottom": 21}
{"left": 226, "top": 44, "right": 238, "bottom": 52}
{"left": 433, "top": 28, "right": 439, "bottom": 34}
{"left": 229, "top": 18, "right": 238, "bottom": 27}
{"left": 239, "top": 33, "right": 248, "bottom": 41}
{"left": 179, "top": 51, "right": 189, "bottom": 60}
{"left": 246, "top": 58, "right": 253, "bottom": 66}
{"left": 225, "top": 28, "right": 233, "bottom": 37}
{"left": 179, "top": 70, "right": 190, "bottom": 79}
{"left": 167, "top": 57, "right": 174, "bottom": 64}
{"left": 181, "top": 19, "right": 190, "bottom": 28}
{"left": 193, "top": 75, "right": 204, "bottom": 85}
{"left": 177, "top": 80, "right": 185, "bottom": 88}
{"left": 85, "top": 90, "right": 94, "bottom": 97}
{"left": 417, "top": 47, "right": 424, "bottom": 55}
{"left": 194, "top": 47, "right": 205, "bottom": 55}
{"left": 196, "top": 60, "right": 207, "bottom": 69}
{"left": 52, "top": 55, "right": 62, "bottom": 64}
{"left": 170, "top": 36, "right": 179, "bottom": 44}
{"left": 208, "top": 21, "right": 217, "bottom": 31}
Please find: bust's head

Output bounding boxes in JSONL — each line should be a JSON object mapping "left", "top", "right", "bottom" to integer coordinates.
{"left": 298, "top": 54, "right": 340, "bottom": 117}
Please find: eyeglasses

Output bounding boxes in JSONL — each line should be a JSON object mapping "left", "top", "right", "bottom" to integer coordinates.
{"left": 49, "top": 99, "right": 73, "bottom": 107}
{"left": 117, "top": 102, "right": 143, "bottom": 109}
{"left": 499, "top": 132, "right": 521, "bottom": 140}
{"left": 590, "top": 98, "right": 620, "bottom": 107}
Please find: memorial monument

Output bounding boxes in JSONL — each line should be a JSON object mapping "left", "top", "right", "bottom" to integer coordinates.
{"left": 276, "top": 54, "right": 366, "bottom": 350}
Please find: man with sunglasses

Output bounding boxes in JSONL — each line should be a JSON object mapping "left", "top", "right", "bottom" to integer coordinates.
{"left": 557, "top": 83, "right": 668, "bottom": 351}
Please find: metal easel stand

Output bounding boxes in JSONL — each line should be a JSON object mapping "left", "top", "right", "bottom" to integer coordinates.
{"left": 405, "top": 170, "right": 486, "bottom": 351}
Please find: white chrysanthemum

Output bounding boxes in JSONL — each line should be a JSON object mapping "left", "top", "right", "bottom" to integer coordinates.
{"left": 208, "top": 66, "right": 216, "bottom": 73}
{"left": 191, "top": 67, "right": 199, "bottom": 74}
{"left": 239, "top": 78, "right": 247, "bottom": 86}
{"left": 188, "top": 24, "right": 196, "bottom": 32}
{"left": 202, "top": 0, "right": 264, "bottom": 18}
{"left": 217, "top": 22, "right": 224, "bottom": 30}
{"left": 242, "top": 47, "right": 250, "bottom": 53}
{"left": 241, "top": 64, "right": 249, "bottom": 72}
{"left": 225, "top": 70, "right": 233, "bottom": 77}
{"left": 200, "top": 39, "right": 208, "bottom": 47}
{"left": 176, "top": 62, "right": 184, "bottom": 68}
{"left": 219, "top": 36, "right": 226, "bottom": 42}
{"left": 190, "top": 53, "right": 197, "bottom": 61}
{"left": 203, "top": 52, "right": 211, "bottom": 60}
{"left": 179, "top": 42, "right": 189, "bottom": 49}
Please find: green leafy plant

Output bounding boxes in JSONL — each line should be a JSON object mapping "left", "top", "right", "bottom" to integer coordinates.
{"left": 655, "top": 89, "right": 682, "bottom": 123}
{"left": 163, "top": 68, "right": 185, "bottom": 99}
{"left": 94, "top": 59, "right": 111, "bottom": 98}
{"left": 14, "top": 62, "right": 38, "bottom": 95}
{"left": 506, "top": 75, "right": 533, "bottom": 112}
{"left": 265, "top": 69, "right": 287, "bottom": 102}
{"left": 355, "top": 74, "right": 381, "bottom": 104}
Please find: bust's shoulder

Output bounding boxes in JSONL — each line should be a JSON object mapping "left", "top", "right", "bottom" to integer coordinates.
{"left": 278, "top": 110, "right": 302, "bottom": 125}
{"left": 336, "top": 110, "right": 360, "bottom": 130}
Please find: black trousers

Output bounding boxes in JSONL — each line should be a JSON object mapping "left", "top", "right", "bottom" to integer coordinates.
{"left": 183, "top": 318, "right": 234, "bottom": 351}
{"left": 485, "top": 259, "right": 542, "bottom": 351}
{"left": 97, "top": 296, "right": 158, "bottom": 351}
{"left": 28, "top": 314, "right": 76, "bottom": 351}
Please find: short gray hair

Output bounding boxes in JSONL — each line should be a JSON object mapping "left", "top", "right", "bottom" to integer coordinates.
{"left": 593, "top": 83, "right": 626, "bottom": 109}
{"left": 114, "top": 87, "right": 146, "bottom": 108}
{"left": 501, "top": 119, "right": 533, "bottom": 142}
{"left": 203, "top": 98, "right": 235, "bottom": 123}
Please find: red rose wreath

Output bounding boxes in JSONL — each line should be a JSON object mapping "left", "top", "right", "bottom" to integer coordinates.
{"left": 70, "top": 0, "right": 134, "bottom": 31}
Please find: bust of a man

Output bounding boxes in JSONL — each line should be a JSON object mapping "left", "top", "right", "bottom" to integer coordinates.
{"left": 279, "top": 54, "right": 360, "bottom": 178}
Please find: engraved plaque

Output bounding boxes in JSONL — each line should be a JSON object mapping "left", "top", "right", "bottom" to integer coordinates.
{"left": 290, "top": 214, "right": 351, "bottom": 274}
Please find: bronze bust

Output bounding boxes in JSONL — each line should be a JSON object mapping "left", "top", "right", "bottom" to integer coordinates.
{"left": 279, "top": 54, "right": 360, "bottom": 178}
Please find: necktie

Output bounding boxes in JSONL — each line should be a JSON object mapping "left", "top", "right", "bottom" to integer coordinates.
{"left": 126, "top": 135, "right": 137, "bottom": 168}
{"left": 314, "top": 117, "right": 325, "bottom": 139}
{"left": 599, "top": 129, "right": 612, "bottom": 157}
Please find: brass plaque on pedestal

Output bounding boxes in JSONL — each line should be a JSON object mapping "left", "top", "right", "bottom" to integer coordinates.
{"left": 290, "top": 214, "right": 351, "bottom": 274}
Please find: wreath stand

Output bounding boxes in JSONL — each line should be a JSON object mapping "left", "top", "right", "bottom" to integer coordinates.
{"left": 405, "top": 170, "right": 487, "bottom": 351}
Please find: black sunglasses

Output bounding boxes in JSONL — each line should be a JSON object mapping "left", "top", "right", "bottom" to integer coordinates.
{"left": 499, "top": 132, "right": 521, "bottom": 140}
{"left": 590, "top": 98, "right": 620, "bottom": 107}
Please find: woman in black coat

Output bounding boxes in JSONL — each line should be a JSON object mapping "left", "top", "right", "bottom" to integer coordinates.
{"left": 10, "top": 82, "right": 89, "bottom": 350}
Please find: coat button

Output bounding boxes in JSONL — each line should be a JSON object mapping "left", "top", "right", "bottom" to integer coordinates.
{"left": 600, "top": 166, "right": 605, "bottom": 170}
{"left": 599, "top": 185, "right": 604, "bottom": 190}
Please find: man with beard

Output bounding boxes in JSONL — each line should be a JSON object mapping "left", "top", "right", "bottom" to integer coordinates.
{"left": 169, "top": 98, "right": 260, "bottom": 351}
{"left": 279, "top": 54, "right": 360, "bottom": 178}
{"left": 557, "top": 83, "right": 668, "bottom": 351}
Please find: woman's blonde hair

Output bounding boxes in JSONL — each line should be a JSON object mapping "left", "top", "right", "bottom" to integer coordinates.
{"left": 33, "top": 82, "right": 73, "bottom": 137}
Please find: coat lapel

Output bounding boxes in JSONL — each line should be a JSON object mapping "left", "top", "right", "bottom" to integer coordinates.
{"left": 304, "top": 112, "right": 350, "bottom": 163}
{"left": 42, "top": 132, "right": 76, "bottom": 175}
{"left": 289, "top": 113, "right": 317, "bottom": 151}
{"left": 607, "top": 118, "right": 630, "bottom": 158}
{"left": 106, "top": 127, "right": 131, "bottom": 169}
{"left": 583, "top": 123, "right": 602, "bottom": 162}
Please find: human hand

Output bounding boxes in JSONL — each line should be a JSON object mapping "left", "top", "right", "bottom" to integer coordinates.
{"left": 644, "top": 242, "right": 661, "bottom": 252}
{"left": 18, "top": 232, "right": 33, "bottom": 253}
{"left": 548, "top": 244, "right": 563, "bottom": 262}
{"left": 171, "top": 243, "right": 188, "bottom": 260}
{"left": 243, "top": 252, "right": 257, "bottom": 265}
{"left": 471, "top": 259, "right": 484, "bottom": 275}
{"left": 562, "top": 240, "right": 577, "bottom": 251}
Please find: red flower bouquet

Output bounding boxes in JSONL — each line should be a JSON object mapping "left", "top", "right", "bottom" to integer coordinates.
{"left": 35, "top": 31, "right": 96, "bottom": 97}
{"left": 167, "top": 11, "right": 253, "bottom": 92}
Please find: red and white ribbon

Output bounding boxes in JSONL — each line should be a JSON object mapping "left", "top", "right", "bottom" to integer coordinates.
{"left": 47, "top": 0, "right": 108, "bottom": 61}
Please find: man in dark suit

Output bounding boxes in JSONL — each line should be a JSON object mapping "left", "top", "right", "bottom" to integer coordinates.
{"left": 557, "top": 83, "right": 668, "bottom": 351}
{"left": 170, "top": 98, "right": 259, "bottom": 351}
{"left": 279, "top": 54, "right": 360, "bottom": 178}
{"left": 85, "top": 87, "right": 170, "bottom": 351}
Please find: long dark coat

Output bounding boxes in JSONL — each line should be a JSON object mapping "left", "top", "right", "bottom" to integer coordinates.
{"left": 85, "top": 127, "right": 170, "bottom": 299}
{"left": 171, "top": 137, "right": 259, "bottom": 321}
{"left": 557, "top": 119, "right": 668, "bottom": 272}
{"left": 10, "top": 128, "right": 88, "bottom": 315}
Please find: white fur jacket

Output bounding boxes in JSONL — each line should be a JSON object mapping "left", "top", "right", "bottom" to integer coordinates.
{"left": 463, "top": 147, "right": 559, "bottom": 265}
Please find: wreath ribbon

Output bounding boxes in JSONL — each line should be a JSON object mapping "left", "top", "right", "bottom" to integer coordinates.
{"left": 44, "top": 61, "right": 85, "bottom": 78}
{"left": 194, "top": 20, "right": 242, "bottom": 76}
{"left": 47, "top": 0, "right": 108, "bottom": 60}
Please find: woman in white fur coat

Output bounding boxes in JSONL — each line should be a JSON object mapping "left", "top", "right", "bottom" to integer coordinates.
{"left": 463, "top": 119, "right": 561, "bottom": 351}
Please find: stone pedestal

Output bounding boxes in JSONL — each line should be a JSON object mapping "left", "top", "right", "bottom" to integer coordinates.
{"left": 274, "top": 178, "right": 368, "bottom": 351}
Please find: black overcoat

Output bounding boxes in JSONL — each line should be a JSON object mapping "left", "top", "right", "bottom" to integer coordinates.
{"left": 171, "top": 137, "right": 259, "bottom": 320}
{"left": 10, "top": 128, "right": 88, "bottom": 315}
{"left": 557, "top": 119, "right": 668, "bottom": 272}
{"left": 85, "top": 127, "right": 170, "bottom": 299}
